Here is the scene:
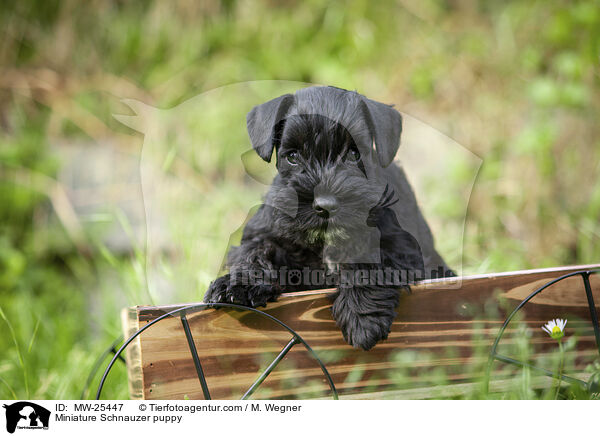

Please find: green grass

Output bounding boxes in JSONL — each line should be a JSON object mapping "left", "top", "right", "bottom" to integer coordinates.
{"left": 1, "top": 0, "right": 599, "bottom": 399}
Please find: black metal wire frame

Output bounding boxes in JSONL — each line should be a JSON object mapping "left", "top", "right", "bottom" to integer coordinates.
{"left": 485, "top": 269, "right": 600, "bottom": 393}
{"left": 95, "top": 302, "right": 339, "bottom": 400}
{"left": 80, "top": 336, "right": 125, "bottom": 400}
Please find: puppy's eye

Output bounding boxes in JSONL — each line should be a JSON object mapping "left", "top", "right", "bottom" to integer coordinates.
{"left": 346, "top": 149, "right": 361, "bottom": 162}
{"left": 286, "top": 151, "right": 299, "bottom": 165}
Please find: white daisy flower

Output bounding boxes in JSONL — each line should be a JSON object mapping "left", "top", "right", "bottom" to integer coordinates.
{"left": 542, "top": 318, "right": 567, "bottom": 340}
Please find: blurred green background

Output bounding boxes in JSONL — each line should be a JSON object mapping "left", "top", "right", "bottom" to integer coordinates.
{"left": 0, "top": 0, "right": 599, "bottom": 399}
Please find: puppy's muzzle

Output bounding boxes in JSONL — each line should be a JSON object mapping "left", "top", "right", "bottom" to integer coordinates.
{"left": 313, "top": 195, "right": 339, "bottom": 218}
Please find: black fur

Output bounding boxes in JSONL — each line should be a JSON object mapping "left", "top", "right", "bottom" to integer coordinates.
{"left": 204, "top": 86, "right": 454, "bottom": 350}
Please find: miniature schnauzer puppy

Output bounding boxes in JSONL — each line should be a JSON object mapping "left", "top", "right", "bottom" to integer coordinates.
{"left": 204, "top": 86, "right": 454, "bottom": 350}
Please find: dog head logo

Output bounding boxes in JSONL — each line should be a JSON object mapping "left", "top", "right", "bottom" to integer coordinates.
{"left": 3, "top": 402, "right": 50, "bottom": 434}
{"left": 114, "top": 82, "right": 480, "bottom": 296}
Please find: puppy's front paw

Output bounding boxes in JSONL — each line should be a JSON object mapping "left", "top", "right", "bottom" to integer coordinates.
{"left": 203, "top": 274, "right": 279, "bottom": 308}
{"left": 204, "top": 274, "right": 242, "bottom": 304}
{"left": 331, "top": 291, "right": 396, "bottom": 350}
{"left": 340, "top": 313, "right": 394, "bottom": 351}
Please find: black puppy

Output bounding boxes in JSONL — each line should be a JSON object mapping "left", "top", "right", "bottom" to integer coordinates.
{"left": 204, "top": 86, "right": 453, "bottom": 350}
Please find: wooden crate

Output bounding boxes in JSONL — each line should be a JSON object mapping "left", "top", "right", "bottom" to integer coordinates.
{"left": 122, "top": 264, "right": 600, "bottom": 399}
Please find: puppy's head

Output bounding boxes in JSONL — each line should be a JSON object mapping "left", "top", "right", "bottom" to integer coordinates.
{"left": 246, "top": 86, "right": 403, "bottom": 244}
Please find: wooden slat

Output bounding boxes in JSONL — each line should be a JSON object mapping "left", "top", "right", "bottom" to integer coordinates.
{"left": 120, "top": 307, "right": 144, "bottom": 400}
{"left": 123, "top": 264, "right": 600, "bottom": 399}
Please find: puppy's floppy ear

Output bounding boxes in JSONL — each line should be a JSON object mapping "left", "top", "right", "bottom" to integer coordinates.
{"left": 246, "top": 94, "right": 295, "bottom": 162}
{"left": 360, "top": 97, "right": 403, "bottom": 167}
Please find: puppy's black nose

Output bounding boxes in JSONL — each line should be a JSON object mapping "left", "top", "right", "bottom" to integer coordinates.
{"left": 313, "top": 196, "right": 339, "bottom": 218}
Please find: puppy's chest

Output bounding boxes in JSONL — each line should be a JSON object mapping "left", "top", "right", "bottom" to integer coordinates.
{"left": 321, "top": 229, "right": 383, "bottom": 267}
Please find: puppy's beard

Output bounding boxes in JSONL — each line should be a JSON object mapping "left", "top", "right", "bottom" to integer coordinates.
{"left": 305, "top": 223, "right": 349, "bottom": 245}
